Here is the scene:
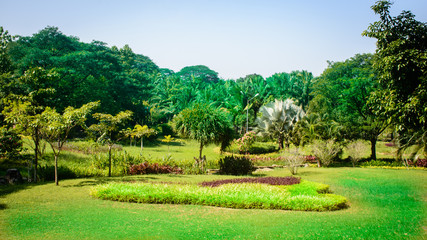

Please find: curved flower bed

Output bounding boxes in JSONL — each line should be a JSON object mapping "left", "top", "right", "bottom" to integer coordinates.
{"left": 91, "top": 177, "right": 347, "bottom": 211}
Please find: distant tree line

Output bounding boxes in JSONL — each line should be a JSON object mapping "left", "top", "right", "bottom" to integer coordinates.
{"left": 0, "top": 0, "right": 425, "bottom": 176}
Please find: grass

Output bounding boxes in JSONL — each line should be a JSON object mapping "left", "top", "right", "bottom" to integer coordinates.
{"left": 1, "top": 167, "right": 426, "bottom": 239}
{"left": 90, "top": 180, "right": 347, "bottom": 211}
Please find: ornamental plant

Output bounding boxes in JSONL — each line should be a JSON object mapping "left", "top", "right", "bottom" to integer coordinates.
{"left": 234, "top": 131, "right": 256, "bottom": 153}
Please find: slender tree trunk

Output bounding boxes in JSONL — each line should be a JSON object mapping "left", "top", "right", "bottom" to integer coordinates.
{"left": 54, "top": 153, "right": 59, "bottom": 186}
{"left": 370, "top": 137, "right": 377, "bottom": 160}
{"left": 108, "top": 144, "right": 112, "bottom": 177}
{"left": 199, "top": 142, "right": 203, "bottom": 161}
{"left": 317, "top": 160, "right": 321, "bottom": 168}
{"left": 34, "top": 128, "right": 39, "bottom": 183}
{"left": 140, "top": 137, "right": 143, "bottom": 152}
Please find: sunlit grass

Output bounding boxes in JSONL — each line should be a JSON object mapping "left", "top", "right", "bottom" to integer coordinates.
{"left": 1, "top": 168, "right": 426, "bottom": 239}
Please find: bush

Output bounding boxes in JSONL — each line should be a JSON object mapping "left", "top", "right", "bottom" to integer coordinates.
{"left": 226, "top": 141, "right": 277, "bottom": 155}
{"left": 128, "top": 162, "right": 183, "bottom": 175}
{"left": 284, "top": 152, "right": 305, "bottom": 175}
{"left": 312, "top": 140, "right": 342, "bottom": 167}
{"left": 361, "top": 159, "right": 427, "bottom": 168}
{"left": 234, "top": 131, "right": 256, "bottom": 153}
{"left": 218, "top": 155, "right": 254, "bottom": 175}
{"left": 346, "top": 140, "right": 367, "bottom": 167}
{"left": 409, "top": 159, "right": 427, "bottom": 168}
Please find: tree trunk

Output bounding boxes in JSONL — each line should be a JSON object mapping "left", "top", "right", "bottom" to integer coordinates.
{"left": 199, "top": 142, "right": 203, "bottom": 162}
{"left": 317, "top": 159, "right": 321, "bottom": 168}
{"left": 54, "top": 153, "right": 59, "bottom": 186}
{"left": 278, "top": 135, "right": 284, "bottom": 150}
{"left": 140, "top": 137, "right": 143, "bottom": 153}
{"left": 370, "top": 137, "right": 377, "bottom": 160}
{"left": 108, "top": 145, "right": 112, "bottom": 177}
{"left": 34, "top": 128, "right": 39, "bottom": 183}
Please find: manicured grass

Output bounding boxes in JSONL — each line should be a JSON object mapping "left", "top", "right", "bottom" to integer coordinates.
{"left": 1, "top": 167, "right": 426, "bottom": 239}
{"left": 90, "top": 180, "right": 347, "bottom": 211}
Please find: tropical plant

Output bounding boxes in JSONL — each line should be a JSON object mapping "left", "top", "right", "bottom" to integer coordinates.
{"left": 172, "top": 103, "right": 233, "bottom": 173}
{"left": 131, "top": 124, "right": 156, "bottom": 153}
{"left": 88, "top": 110, "right": 133, "bottom": 177}
{"left": 255, "top": 99, "right": 305, "bottom": 149}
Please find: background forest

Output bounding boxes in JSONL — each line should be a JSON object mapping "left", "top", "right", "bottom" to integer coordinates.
{"left": 0, "top": 1, "right": 426, "bottom": 180}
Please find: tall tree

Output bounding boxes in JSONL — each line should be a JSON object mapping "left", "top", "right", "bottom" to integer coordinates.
{"left": 177, "top": 65, "right": 219, "bottom": 83}
{"left": 2, "top": 67, "right": 56, "bottom": 182}
{"left": 310, "top": 54, "right": 388, "bottom": 159}
{"left": 363, "top": 1, "right": 427, "bottom": 159}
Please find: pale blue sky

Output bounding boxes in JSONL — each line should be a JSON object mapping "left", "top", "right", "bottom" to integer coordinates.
{"left": 2, "top": 0, "right": 426, "bottom": 79}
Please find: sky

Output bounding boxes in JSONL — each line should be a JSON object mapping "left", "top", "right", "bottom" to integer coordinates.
{"left": 2, "top": 0, "right": 427, "bottom": 79}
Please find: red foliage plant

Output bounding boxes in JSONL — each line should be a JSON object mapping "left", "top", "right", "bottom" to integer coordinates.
{"left": 129, "top": 162, "right": 183, "bottom": 175}
{"left": 200, "top": 176, "right": 300, "bottom": 187}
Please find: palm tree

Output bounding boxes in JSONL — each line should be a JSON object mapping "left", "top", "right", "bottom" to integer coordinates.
{"left": 255, "top": 99, "right": 305, "bottom": 149}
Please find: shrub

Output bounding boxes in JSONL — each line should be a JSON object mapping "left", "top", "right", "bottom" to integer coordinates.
{"left": 234, "top": 131, "right": 256, "bottom": 153}
{"left": 312, "top": 140, "right": 341, "bottom": 167}
{"left": 409, "top": 159, "right": 427, "bottom": 168}
{"left": 346, "top": 140, "right": 366, "bottom": 167}
{"left": 200, "top": 176, "right": 300, "bottom": 187}
{"left": 226, "top": 141, "right": 277, "bottom": 155}
{"left": 284, "top": 152, "right": 305, "bottom": 175}
{"left": 129, "top": 162, "right": 183, "bottom": 175}
{"left": 218, "top": 155, "right": 254, "bottom": 175}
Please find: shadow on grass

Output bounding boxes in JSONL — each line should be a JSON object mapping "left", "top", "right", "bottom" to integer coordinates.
{"left": 63, "top": 175, "right": 166, "bottom": 188}
{"left": 0, "top": 182, "right": 49, "bottom": 210}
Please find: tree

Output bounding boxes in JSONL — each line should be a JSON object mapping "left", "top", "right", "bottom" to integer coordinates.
{"left": 255, "top": 99, "right": 305, "bottom": 150}
{"left": 177, "top": 65, "right": 219, "bottom": 83}
{"left": 40, "top": 101, "right": 99, "bottom": 185}
{"left": 173, "top": 103, "right": 233, "bottom": 173}
{"left": 88, "top": 110, "right": 133, "bottom": 177}
{"left": 0, "top": 26, "right": 13, "bottom": 74}
{"left": 132, "top": 124, "right": 156, "bottom": 153}
{"left": 363, "top": 0, "right": 427, "bottom": 159}
{"left": 310, "top": 54, "right": 389, "bottom": 159}
{"left": 2, "top": 67, "right": 56, "bottom": 182}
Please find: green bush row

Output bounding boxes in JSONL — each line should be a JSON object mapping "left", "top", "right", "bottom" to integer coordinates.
{"left": 90, "top": 180, "right": 347, "bottom": 211}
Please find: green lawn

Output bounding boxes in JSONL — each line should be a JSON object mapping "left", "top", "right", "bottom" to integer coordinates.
{"left": 1, "top": 167, "right": 426, "bottom": 239}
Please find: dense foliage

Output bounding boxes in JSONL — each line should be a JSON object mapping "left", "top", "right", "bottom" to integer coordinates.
{"left": 218, "top": 155, "right": 254, "bottom": 175}
{"left": 0, "top": 0, "right": 426, "bottom": 174}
